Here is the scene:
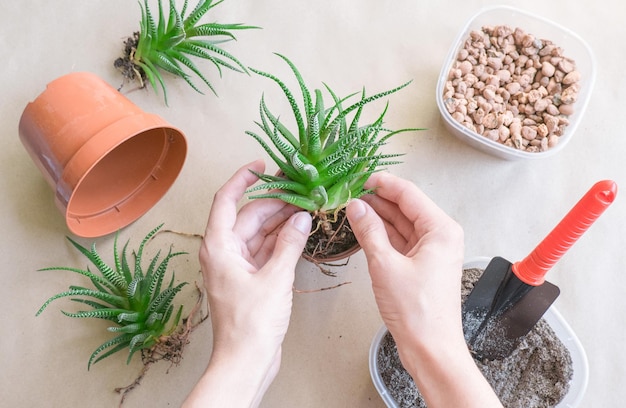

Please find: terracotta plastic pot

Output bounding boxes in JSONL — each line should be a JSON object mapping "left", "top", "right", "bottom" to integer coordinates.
{"left": 19, "top": 72, "right": 187, "bottom": 237}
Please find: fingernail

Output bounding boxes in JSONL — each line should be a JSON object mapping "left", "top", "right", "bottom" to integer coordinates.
{"left": 292, "top": 212, "right": 312, "bottom": 235}
{"left": 348, "top": 199, "right": 366, "bottom": 221}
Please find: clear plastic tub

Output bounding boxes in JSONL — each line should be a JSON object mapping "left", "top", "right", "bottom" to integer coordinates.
{"left": 435, "top": 6, "right": 596, "bottom": 160}
{"left": 369, "top": 257, "right": 589, "bottom": 407}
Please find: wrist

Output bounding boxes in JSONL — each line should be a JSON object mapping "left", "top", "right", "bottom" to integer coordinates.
{"left": 394, "top": 329, "right": 502, "bottom": 407}
{"left": 396, "top": 328, "right": 470, "bottom": 381}
{"left": 183, "top": 340, "right": 280, "bottom": 408}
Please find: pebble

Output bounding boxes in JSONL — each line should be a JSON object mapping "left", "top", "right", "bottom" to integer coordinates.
{"left": 444, "top": 24, "right": 581, "bottom": 152}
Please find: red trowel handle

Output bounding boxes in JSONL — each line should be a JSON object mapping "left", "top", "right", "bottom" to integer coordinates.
{"left": 512, "top": 180, "right": 617, "bottom": 286}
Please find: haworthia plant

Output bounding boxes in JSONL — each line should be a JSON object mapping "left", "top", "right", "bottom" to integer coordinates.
{"left": 36, "top": 224, "right": 188, "bottom": 370}
{"left": 116, "top": 0, "right": 259, "bottom": 104}
{"left": 246, "top": 53, "right": 422, "bottom": 214}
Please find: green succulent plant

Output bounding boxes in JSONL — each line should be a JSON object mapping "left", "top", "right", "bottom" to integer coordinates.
{"left": 245, "top": 54, "right": 420, "bottom": 215}
{"left": 36, "top": 224, "right": 188, "bottom": 370}
{"left": 115, "top": 0, "right": 259, "bottom": 104}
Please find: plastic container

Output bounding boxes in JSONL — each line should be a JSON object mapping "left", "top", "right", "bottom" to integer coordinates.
{"left": 435, "top": 6, "right": 596, "bottom": 160}
{"left": 19, "top": 72, "right": 187, "bottom": 237}
{"left": 369, "top": 257, "right": 589, "bottom": 407}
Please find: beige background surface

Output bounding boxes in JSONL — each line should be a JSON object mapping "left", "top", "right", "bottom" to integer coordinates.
{"left": 1, "top": 1, "right": 624, "bottom": 407}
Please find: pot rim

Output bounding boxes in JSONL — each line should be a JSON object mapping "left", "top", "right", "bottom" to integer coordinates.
{"left": 303, "top": 240, "right": 361, "bottom": 263}
{"left": 368, "top": 256, "right": 589, "bottom": 408}
{"left": 19, "top": 72, "right": 187, "bottom": 237}
{"left": 60, "top": 115, "right": 186, "bottom": 237}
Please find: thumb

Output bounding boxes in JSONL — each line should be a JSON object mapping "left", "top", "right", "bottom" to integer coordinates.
{"left": 268, "top": 211, "right": 312, "bottom": 271}
{"left": 346, "top": 199, "right": 393, "bottom": 258}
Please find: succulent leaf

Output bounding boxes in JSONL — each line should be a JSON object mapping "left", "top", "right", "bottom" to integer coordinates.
{"left": 69, "top": 298, "right": 113, "bottom": 311}
{"left": 118, "top": 312, "right": 142, "bottom": 323}
{"left": 146, "top": 312, "right": 164, "bottom": 327}
{"left": 108, "top": 323, "right": 145, "bottom": 334}
{"left": 259, "top": 95, "right": 300, "bottom": 148}
{"left": 248, "top": 66, "right": 307, "bottom": 147}
{"left": 127, "top": 332, "right": 152, "bottom": 363}
{"left": 89, "top": 334, "right": 135, "bottom": 369}
{"left": 36, "top": 289, "right": 128, "bottom": 315}
{"left": 38, "top": 266, "right": 118, "bottom": 294}
{"left": 66, "top": 238, "right": 127, "bottom": 294}
{"left": 310, "top": 186, "right": 329, "bottom": 207}
{"left": 245, "top": 178, "right": 310, "bottom": 197}
{"left": 247, "top": 192, "right": 321, "bottom": 212}
{"left": 62, "top": 309, "right": 126, "bottom": 321}
{"left": 127, "top": 276, "right": 142, "bottom": 299}
{"left": 245, "top": 131, "right": 290, "bottom": 172}
{"left": 148, "top": 282, "right": 188, "bottom": 315}
{"left": 149, "top": 250, "right": 187, "bottom": 303}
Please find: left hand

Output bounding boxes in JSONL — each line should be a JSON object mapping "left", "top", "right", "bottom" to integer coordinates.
{"left": 183, "top": 160, "right": 312, "bottom": 408}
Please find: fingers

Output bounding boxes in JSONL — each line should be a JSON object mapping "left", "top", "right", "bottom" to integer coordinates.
{"left": 242, "top": 203, "right": 301, "bottom": 264}
{"left": 265, "top": 211, "right": 312, "bottom": 274}
{"left": 205, "top": 160, "right": 265, "bottom": 236}
{"left": 233, "top": 198, "right": 295, "bottom": 243}
{"left": 362, "top": 194, "right": 415, "bottom": 246}
{"left": 365, "top": 172, "right": 452, "bottom": 236}
{"left": 346, "top": 199, "right": 394, "bottom": 261}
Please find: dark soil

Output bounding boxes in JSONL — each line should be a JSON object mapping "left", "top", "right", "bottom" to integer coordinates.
{"left": 377, "top": 267, "right": 573, "bottom": 408}
{"left": 303, "top": 208, "right": 358, "bottom": 262}
{"left": 113, "top": 31, "right": 147, "bottom": 90}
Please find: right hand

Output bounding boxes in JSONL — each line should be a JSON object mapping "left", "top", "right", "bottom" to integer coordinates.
{"left": 346, "top": 172, "right": 502, "bottom": 407}
{"left": 346, "top": 171, "right": 466, "bottom": 350}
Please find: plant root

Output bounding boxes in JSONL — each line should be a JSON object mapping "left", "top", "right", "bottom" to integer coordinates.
{"left": 115, "top": 283, "right": 208, "bottom": 407}
{"left": 114, "top": 364, "right": 150, "bottom": 408}
{"left": 303, "top": 209, "right": 358, "bottom": 271}
{"left": 114, "top": 31, "right": 147, "bottom": 92}
{"left": 300, "top": 253, "right": 351, "bottom": 276}
{"left": 293, "top": 280, "right": 352, "bottom": 293}
{"left": 157, "top": 228, "right": 204, "bottom": 240}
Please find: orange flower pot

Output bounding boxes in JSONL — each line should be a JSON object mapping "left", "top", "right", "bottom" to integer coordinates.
{"left": 19, "top": 72, "right": 187, "bottom": 237}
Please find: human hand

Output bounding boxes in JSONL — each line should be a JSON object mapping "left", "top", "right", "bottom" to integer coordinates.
{"left": 183, "top": 160, "right": 311, "bottom": 408}
{"left": 347, "top": 171, "right": 465, "bottom": 349}
{"left": 346, "top": 172, "right": 502, "bottom": 407}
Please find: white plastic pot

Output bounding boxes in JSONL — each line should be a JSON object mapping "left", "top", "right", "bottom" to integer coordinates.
{"left": 369, "top": 257, "right": 589, "bottom": 407}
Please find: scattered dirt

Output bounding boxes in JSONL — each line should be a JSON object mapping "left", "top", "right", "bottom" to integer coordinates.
{"left": 377, "top": 267, "right": 573, "bottom": 407}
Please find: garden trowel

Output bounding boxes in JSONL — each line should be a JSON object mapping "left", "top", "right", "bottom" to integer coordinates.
{"left": 462, "top": 180, "right": 617, "bottom": 360}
